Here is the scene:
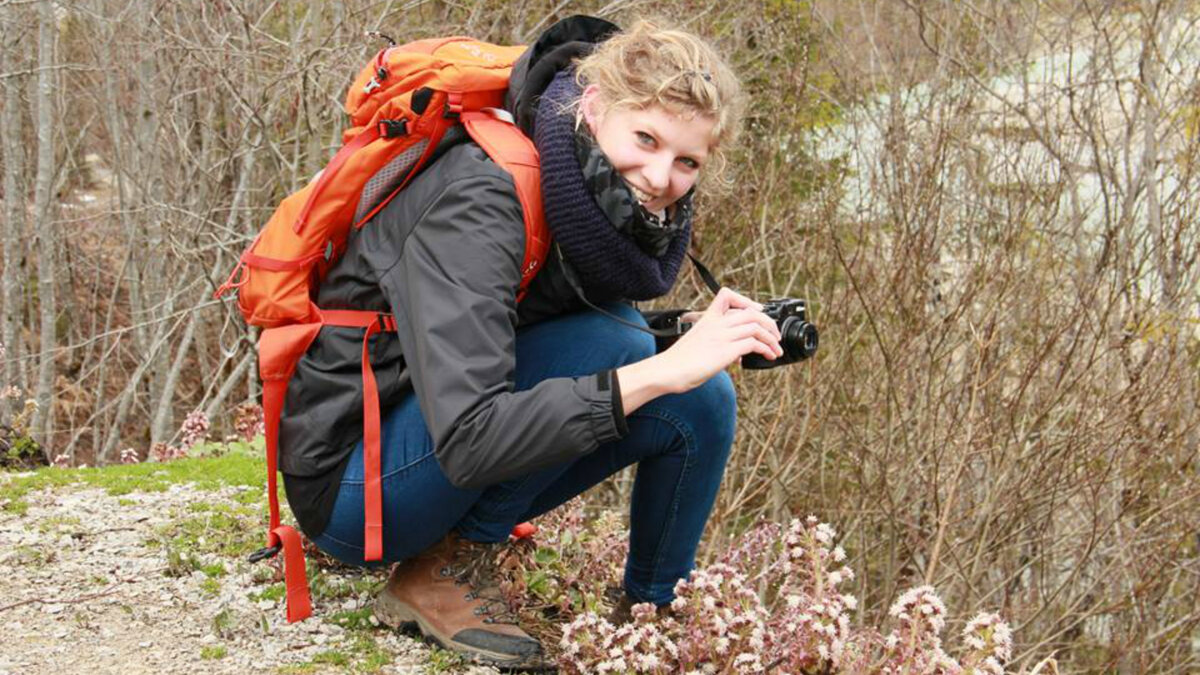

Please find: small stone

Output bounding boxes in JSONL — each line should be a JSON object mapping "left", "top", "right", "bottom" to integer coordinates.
{"left": 139, "top": 641, "right": 152, "bottom": 648}
{"left": 43, "top": 603, "right": 64, "bottom": 614}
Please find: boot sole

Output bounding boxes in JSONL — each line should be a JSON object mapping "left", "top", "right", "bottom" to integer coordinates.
{"left": 373, "top": 591, "right": 550, "bottom": 671}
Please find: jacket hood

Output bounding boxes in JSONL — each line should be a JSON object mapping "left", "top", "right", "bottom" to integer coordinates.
{"left": 505, "top": 15, "right": 619, "bottom": 137}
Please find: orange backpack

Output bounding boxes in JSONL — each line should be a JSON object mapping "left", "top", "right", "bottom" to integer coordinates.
{"left": 215, "top": 36, "right": 551, "bottom": 622}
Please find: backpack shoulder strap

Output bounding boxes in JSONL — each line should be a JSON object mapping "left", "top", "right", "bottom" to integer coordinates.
{"left": 460, "top": 109, "right": 550, "bottom": 300}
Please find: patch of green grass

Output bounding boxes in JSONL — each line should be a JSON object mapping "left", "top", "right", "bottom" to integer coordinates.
{"left": 36, "top": 514, "right": 84, "bottom": 535}
{"left": 278, "top": 634, "right": 394, "bottom": 674}
{"left": 152, "top": 499, "right": 263, "bottom": 573}
{"left": 199, "top": 560, "right": 227, "bottom": 578}
{"left": 328, "top": 607, "right": 374, "bottom": 631}
{"left": 9, "top": 545, "right": 54, "bottom": 566}
{"left": 309, "top": 569, "right": 385, "bottom": 603}
{"left": 311, "top": 650, "right": 351, "bottom": 667}
{"left": 212, "top": 608, "right": 235, "bottom": 638}
{"left": 0, "top": 439, "right": 270, "bottom": 514}
{"left": 200, "top": 577, "right": 221, "bottom": 597}
{"left": 248, "top": 583, "right": 286, "bottom": 603}
{"left": 200, "top": 645, "right": 227, "bottom": 660}
{"left": 425, "top": 644, "right": 467, "bottom": 673}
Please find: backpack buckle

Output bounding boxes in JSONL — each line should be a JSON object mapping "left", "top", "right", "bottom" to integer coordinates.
{"left": 377, "top": 312, "right": 397, "bottom": 332}
{"left": 377, "top": 119, "right": 408, "bottom": 138}
{"left": 248, "top": 544, "right": 281, "bottom": 563}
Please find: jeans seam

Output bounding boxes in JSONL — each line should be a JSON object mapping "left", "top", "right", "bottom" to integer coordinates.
{"left": 457, "top": 472, "right": 541, "bottom": 538}
{"left": 340, "top": 449, "right": 435, "bottom": 486}
{"left": 314, "top": 526, "right": 365, "bottom": 553}
{"left": 633, "top": 405, "right": 696, "bottom": 601}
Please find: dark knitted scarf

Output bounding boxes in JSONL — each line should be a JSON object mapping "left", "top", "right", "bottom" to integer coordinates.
{"left": 534, "top": 71, "right": 691, "bottom": 301}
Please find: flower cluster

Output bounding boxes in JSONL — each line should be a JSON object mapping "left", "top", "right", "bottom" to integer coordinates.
{"left": 560, "top": 605, "right": 678, "bottom": 674}
{"left": 761, "top": 517, "right": 858, "bottom": 670}
{"left": 878, "top": 585, "right": 958, "bottom": 673}
{"left": 961, "top": 612, "right": 1014, "bottom": 675}
{"left": 233, "top": 402, "right": 265, "bottom": 442}
{"left": 119, "top": 447, "right": 139, "bottom": 464}
{"left": 150, "top": 440, "right": 187, "bottom": 462}
{"left": 548, "top": 515, "right": 1018, "bottom": 674}
{"left": 179, "top": 410, "right": 210, "bottom": 450}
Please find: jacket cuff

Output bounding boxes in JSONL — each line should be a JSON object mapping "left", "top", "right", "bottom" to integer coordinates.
{"left": 596, "top": 369, "right": 628, "bottom": 438}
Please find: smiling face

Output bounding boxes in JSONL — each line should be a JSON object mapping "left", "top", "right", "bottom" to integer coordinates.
{"left": 580, "top": 84, "right": 716, "bottom": 214}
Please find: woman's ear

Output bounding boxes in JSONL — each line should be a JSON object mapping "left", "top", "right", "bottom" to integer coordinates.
{"left": 580, "top": 84, "right": 603, "bottom": 132}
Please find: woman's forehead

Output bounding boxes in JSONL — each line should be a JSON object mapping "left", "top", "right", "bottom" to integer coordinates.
{"left": 617, "top": 104, "right": 716, "bottom": 156}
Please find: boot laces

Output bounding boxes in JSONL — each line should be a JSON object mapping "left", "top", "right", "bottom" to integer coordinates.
{"left": 445, "top": 540, "right": 520, "bottom": 625}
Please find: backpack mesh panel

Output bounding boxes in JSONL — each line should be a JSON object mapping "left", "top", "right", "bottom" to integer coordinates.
{"left": 354, "top": 139, "right": 430, "bottom": 224}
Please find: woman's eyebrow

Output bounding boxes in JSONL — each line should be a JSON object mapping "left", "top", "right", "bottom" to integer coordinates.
{"left": 641, "top": 121, "right": 708, "bottom": 160}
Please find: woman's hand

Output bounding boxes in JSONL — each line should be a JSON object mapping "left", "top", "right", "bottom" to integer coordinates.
{"left": 657, "top": 288, "right": 783, "bottom": 392}
{"left": 616, "top": 288, "right": 782, "bottom": 414}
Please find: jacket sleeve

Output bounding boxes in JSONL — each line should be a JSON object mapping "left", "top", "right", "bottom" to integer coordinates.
{"left": 377, "top": 172, "right": 627, "bottom": 489}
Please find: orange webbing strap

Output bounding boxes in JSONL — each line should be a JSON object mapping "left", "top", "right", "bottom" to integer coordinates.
{"left": 319, "top": 309, "right": 397, "bottom": 561}
{"left": 260, "top": 378, "right": 313, "bottom": 622}
{"left": 460, "top": 110, "right": 550, "bottom": 301}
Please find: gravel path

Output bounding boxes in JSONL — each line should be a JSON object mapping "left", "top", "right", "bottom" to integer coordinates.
{"left": 0, "top": 481, "right": 502, "bottom": 675}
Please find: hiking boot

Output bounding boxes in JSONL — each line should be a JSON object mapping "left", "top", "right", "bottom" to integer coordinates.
{"left": 373, "top": 532, "right": 544, "bottom": 669}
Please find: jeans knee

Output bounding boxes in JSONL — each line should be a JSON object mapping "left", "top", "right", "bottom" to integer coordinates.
{"left": 601, "top": 304, "right": 656, "bottom": 365}
{"left": 679, "top": 370, "right": 737, "bottom": 459}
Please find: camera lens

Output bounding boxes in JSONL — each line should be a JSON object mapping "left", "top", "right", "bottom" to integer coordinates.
{"left": 781, "top": 317, "right": 819, "bottom": 360}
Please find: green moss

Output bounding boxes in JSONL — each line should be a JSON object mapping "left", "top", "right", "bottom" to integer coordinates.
{"left": 0, "top": 439, "right": 269, "bottom": 511}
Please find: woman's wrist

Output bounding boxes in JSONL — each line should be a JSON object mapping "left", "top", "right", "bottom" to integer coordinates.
{"left": 615, "top": 355, "right": 678, "bottom": 415}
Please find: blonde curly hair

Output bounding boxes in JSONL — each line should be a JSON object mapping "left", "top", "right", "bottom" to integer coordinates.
{"left": 573, "top": 19, "right": 745, "bottom": 188}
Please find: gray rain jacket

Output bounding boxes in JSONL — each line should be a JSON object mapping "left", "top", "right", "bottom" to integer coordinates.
{"left": 280, "top": 17, "right": 630, "bottom": 538}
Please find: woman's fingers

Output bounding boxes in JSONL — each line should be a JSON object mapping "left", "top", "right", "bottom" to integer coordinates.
{"left": 728, "top": 322, "right": 783, "bottom": 357}
{"left": 707, "top": 287, "right": 763, "bottom": 316}
{"left": 720, "top": 305, "right": 782, "bottom": 340}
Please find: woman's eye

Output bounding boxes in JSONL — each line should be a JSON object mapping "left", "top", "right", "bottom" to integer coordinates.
{"left": 679, "top": 157, "right": 700, "bottom": 170}
{"left": 636, "top": 131, "right": 655, "bottom": 146}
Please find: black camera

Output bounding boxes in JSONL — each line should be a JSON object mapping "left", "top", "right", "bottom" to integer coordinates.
{"left": 740, "top": 298, "right": 819, "bottom": 370}
{"left": 646, "top": 297, "right": 818, "bottom": 369}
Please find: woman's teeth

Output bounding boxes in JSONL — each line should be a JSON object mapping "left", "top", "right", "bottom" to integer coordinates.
{"left": 631, "top": 187, "right": 656, "bottom": 205}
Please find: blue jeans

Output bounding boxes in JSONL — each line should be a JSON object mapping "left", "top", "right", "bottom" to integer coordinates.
{"left": 311, "top": 303, "right": 736, "bottom": 605}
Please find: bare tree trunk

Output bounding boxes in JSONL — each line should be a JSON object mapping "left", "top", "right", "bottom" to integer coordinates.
{"left": 30, "top": 0, "right": 58, "bottom": 457}
{"left": 0, "top": 6, "right": 27, "bottom": 423}
{"left": 203, "top": 352, "right": 254, "bottom": 422}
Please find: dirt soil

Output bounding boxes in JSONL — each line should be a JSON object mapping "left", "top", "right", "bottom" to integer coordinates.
{"left": 0, "top": 481, "right": 502, "bottom": 675}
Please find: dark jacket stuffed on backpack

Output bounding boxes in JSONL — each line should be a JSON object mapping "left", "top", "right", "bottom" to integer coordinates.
{"left": 279, "top": 16, "right": 695, "bottom": 540}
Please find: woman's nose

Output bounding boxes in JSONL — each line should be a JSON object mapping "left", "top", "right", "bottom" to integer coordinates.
{"left": 642, "top": 155, "right": 672, "bottom": 193}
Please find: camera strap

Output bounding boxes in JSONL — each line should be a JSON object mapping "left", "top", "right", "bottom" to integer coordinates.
{"left": 555, "top": 245, "right": 722, "bottom": 338}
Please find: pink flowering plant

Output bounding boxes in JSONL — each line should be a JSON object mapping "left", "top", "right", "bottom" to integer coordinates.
{"left": 232, "top": 402, "right": 265, "bottom": 442}
{"left": 526, "top": 514, "right": 1023, "bottom": 674}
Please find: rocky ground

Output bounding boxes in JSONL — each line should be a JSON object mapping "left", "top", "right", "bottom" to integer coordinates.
{"left": 0, "top": 475, "right": 504, "bottom": 674}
